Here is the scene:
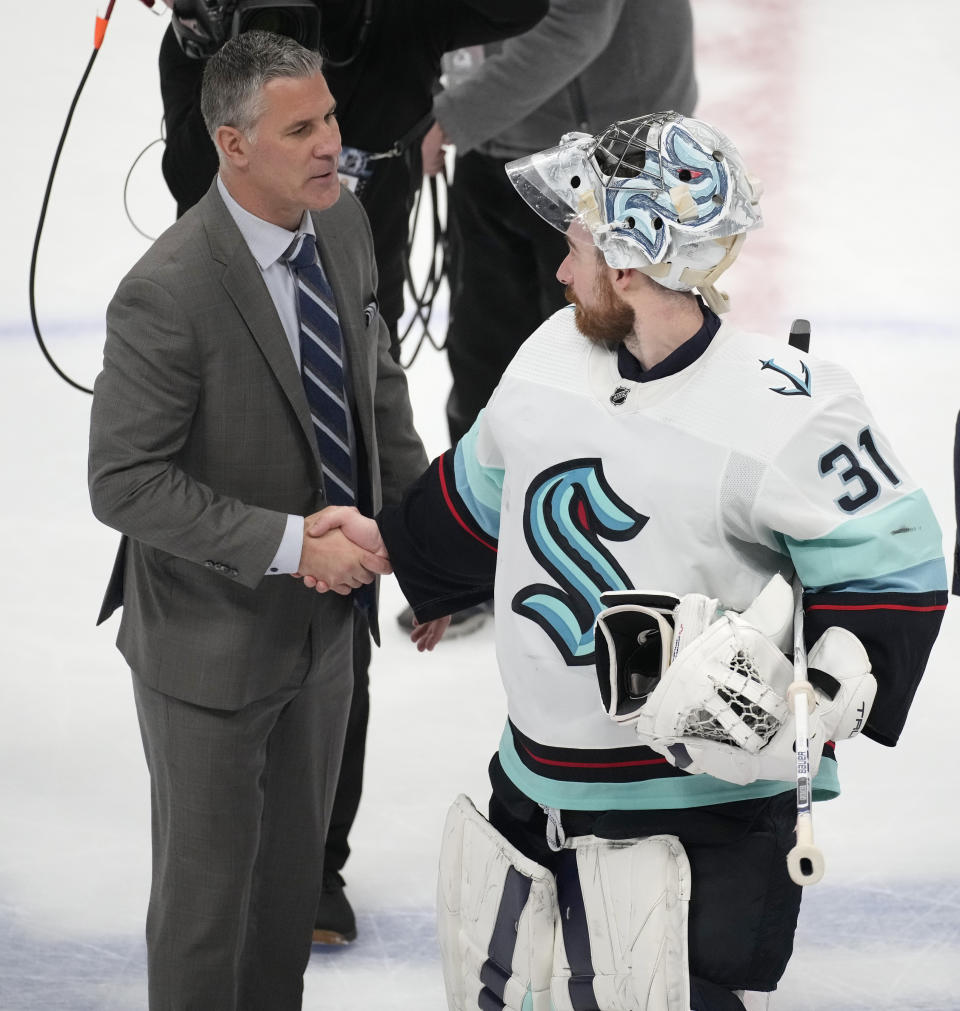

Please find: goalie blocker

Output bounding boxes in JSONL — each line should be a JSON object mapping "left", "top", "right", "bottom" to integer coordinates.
{"left": 594, "top": 575, "right": 878, "bottom": 786}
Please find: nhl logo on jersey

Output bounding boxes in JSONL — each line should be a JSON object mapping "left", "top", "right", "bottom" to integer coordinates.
{"left": 610, "top": 386, "right": 630, "bottom": 406}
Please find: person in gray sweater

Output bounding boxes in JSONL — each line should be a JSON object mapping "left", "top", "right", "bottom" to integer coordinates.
{"left": 410, "top": 0, "right": 697, "bottom": 634}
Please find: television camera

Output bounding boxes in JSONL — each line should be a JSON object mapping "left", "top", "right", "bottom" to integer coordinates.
{"left": 170, "top": 0, "right": 322, "bottom": 59}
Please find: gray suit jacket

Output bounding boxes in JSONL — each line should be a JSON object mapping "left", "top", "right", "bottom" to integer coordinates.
{"left": 89, "top": 181, "right": 427, "bottom": 710}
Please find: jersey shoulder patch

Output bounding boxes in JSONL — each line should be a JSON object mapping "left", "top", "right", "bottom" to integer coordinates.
{"left": 664, "top": 326, "right": 866, "bottom": 462}
{"left": 714, "top": 326, "right": 862, "bottom": 404}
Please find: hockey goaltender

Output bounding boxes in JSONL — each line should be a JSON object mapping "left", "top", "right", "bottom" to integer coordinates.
{"left": 305, "top": 111, "right": 947, "bottom": 1011}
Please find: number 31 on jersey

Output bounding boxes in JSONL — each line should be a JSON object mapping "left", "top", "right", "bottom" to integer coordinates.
{"left": 819, "top": 425, "right": 900, "bottom": 514}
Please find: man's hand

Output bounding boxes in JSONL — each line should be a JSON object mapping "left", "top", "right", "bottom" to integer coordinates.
{"left": 295, "top": 508, "right": 391, "bottom": 594}
{"left": 421, "top": 121, "right": 449, "bottom": 178}
{"left": 410, "top": 616, "right": 452, "bottom": 652}
{"left": 306, "top": 506, "right": 387, "bottom": 554}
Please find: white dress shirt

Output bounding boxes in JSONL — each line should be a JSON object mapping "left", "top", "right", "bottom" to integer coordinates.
{"left": 216, "top": 177, "right": 311, "bottom": 576}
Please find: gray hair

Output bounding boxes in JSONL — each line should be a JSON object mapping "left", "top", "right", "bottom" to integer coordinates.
{"left": 200, "top": 30, "right": 324, "bottom": 142}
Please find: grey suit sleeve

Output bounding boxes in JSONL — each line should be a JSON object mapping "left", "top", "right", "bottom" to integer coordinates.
{"left": 88, "top": 275, "right": 286, "bottom": 589}
{"left": 434, "top": 0, "right": 627, "bottom": 153}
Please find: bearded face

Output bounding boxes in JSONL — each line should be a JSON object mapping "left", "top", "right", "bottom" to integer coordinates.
{"left": 566, "top": 259, "right": 634, "bottom": 345}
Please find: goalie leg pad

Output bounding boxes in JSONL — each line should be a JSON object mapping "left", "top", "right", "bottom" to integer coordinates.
{"left": 551, "top": 834, "right": 692, "bottom": 1011}
{"left": 437, "top": 794, "right": 558, "bottom": 1011}
{"left": 438, "top": 798, "right": 693, "bottom": 1011}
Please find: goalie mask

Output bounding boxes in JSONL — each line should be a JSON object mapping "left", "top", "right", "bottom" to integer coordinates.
{"left": 506, "top": 111, "right": 763, "bottom": 313}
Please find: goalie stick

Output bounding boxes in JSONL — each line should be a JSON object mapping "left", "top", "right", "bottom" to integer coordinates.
{"left": 786, "top": 577, "right": 825, "bottom": 885}
{"left": 787, "top": 317, "right": 810, "bottom": 353}
{"left": 785, "top": 318, "right": 825, "bottom": 885}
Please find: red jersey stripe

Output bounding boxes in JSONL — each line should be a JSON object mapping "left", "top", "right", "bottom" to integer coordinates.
{"left": 437, "top": 452, "right": 497, "bottom": 553}
{"left": 807, "top": 603, "right": 946, "bottom": 613}
{"left": 522, "top": 743, "right": 668, "bottom": 770}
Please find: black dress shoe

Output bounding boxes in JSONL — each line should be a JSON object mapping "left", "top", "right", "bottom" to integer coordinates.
{"left": 312, "top": 872, "right": 357, "bottom": 945}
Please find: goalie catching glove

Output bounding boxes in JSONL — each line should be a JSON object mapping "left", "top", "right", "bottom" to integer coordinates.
{"left": 594, "top": 575, "right": 877, "bottom": 785}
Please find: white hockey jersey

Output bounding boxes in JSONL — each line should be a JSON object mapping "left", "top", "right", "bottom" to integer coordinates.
{"left": 385, "top": 306, "right": 946, "bottom": 812}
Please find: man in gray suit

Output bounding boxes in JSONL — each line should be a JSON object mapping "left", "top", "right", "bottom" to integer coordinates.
{"left": 88, "top": 30, "right": 434, "bottom": 1009}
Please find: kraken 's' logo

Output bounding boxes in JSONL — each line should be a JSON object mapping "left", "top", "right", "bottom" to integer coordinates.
{"left": 512, "top": 459, "right": 648, "bottom": 665}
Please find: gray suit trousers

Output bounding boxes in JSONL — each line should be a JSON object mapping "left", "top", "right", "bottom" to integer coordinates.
{"left": 132, "top": 612, "right": 352, "bottom": 1010}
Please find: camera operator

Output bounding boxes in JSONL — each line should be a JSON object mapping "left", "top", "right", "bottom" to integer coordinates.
{"left": 156, "top": 0, "right": 547, "bottom": 949}
{"left": 159, "top": 0, "right": 544, "bottom": 351}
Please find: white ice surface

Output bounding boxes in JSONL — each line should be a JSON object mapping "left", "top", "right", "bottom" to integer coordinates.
{"left": 1, "top": 1, "right": 958, "bottom": 1008}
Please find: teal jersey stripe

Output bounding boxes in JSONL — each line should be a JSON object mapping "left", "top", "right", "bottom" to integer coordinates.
{"left": 454, "top": 420, "right": 504, "bottom": 540}
{"left": 784, "top": 490, "right": 945, "bottom": 591}
{"left": 498, "top": 724, "right": 841, "bottom": 811}
{"left": 823, "top": 557, "right": 948, "bottom": 594}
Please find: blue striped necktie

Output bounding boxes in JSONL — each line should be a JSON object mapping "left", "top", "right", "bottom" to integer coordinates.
{"left": 283, "top": 233, "right": 355, "bottom": 507}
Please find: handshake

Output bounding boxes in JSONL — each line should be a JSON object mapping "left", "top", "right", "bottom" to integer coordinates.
{"left": 294, "top": 505, "right": 389, "bottom": 595}
{"left": 293, "top": 505, "right": 449, "bottom": 650}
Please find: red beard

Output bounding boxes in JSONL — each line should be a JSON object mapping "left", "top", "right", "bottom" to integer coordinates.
{"left": 566, "top": 274, "right": 634, "bottom": 345}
